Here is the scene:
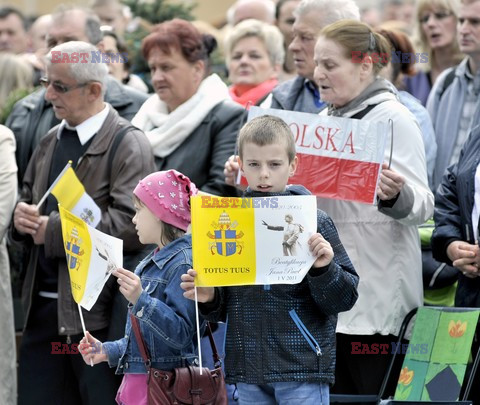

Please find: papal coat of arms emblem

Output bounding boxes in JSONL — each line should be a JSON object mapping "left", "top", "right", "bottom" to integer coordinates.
{"left": 207, "top": 211, "right": 244, "bottom": 256}
{"left": 65, "top": 226, "right": 84, "bottom": 270}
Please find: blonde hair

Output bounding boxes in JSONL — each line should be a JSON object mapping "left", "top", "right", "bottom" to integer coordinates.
{"left": 0, "top": 53, "right": 33, "bottom": 111}
{"left": 320, "top": 20, "right": 391, "bottom": 74}
{"left": 413, "top": 0, "right": 463, "bottom": 72}
{"left": 224, "top": 18, "right": 285, "bottom": 66}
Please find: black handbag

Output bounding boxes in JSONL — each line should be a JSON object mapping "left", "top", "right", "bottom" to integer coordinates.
{"left": 130, "top": 314, "right": 228, "bottom": 405}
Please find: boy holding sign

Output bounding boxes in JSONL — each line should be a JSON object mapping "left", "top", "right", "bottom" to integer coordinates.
{"left": 181, "top": 115, "right": 358, "bottom": 404}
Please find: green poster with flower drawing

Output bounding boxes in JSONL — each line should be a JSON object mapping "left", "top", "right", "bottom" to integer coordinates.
{"left": 394, "top": 307, "right": 480, "bottom": 401}
{"left": 431, "top": 311, "right": 478, "bottom": 364}
{"left": 394, "top": 359, "right": 428, "bottom": 400}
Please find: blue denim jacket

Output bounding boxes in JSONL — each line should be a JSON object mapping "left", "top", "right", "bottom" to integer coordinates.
{"left": 103, "top": 234, "right": 202, "bottom": 374}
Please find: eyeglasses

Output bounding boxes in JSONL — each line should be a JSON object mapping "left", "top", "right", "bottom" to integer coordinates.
{"left": 420, "top": 10, "right": 454, "bottom": 24}
{"left": 39, "top": 77, "right": 89, "bottom": 94}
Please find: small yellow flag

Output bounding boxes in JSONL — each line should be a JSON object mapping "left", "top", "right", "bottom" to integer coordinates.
{"left": 52, "top": 168, "right": 101, "bottom": 227}
{"left": 59, "top": 205, "right": 92, "bottom": 304}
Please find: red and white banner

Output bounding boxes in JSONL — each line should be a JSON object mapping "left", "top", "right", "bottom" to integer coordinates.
{"left": 242, "top": 107, "right": 387, "bottom": 204}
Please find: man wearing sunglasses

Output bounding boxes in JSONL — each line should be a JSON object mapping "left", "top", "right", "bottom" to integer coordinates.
{"left": 5, "top": 6, "right": 148, "bottom": 185}
{"left": 427, "top": 0, "right": 480, "bottom": 191}
{"left": 10, "top": 41, "right": 155, "bottom": 405}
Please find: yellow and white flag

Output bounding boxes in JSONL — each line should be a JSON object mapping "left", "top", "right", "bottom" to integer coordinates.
{"left": 191, "top": 195, "right": 317, "bottom": 287}
{"left": 51, "top": 163, "right": 101, "bottom": 227}
{"left": 59, "top": 206, "right": 123, "bottom": 310}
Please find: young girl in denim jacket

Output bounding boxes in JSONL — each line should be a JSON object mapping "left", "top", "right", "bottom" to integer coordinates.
{"left": 80, "top": 169, "right": 199, "bottom": 405}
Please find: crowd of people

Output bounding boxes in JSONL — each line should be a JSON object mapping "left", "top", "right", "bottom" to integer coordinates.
{"left": 1, "top": 0, "right": 480, "bottom": 403}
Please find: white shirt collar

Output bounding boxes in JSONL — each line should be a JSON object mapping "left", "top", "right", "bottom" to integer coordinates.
{"left": 57, "top": 104, "right": 109, "bottom": 145}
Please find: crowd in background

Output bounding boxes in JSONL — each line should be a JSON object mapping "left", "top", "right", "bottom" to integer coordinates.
{"left": 1, "top": 0, "right": 480, "bottom": 403}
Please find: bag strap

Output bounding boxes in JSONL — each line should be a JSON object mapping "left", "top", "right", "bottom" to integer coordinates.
{"left": 350, "top": 103, "right": 378, "bottom": 120}
{"left": 205, "top": 322, "right": 222, "bottom": 368}
{"left": 130, "top": 313, "right": 221, "bottom": 369}
{"left": 130, "top": 313, "right": 151, "bottom": 369}
{"left": 107, "top": 125, "right": 136, "bottom": 178}
{"left": 438, "top": 68, "right": 456, "bottom": 100}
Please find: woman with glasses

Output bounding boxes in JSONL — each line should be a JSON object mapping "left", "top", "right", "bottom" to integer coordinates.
{"left": 404, "top": 0, "right": 463, "bottom": 105}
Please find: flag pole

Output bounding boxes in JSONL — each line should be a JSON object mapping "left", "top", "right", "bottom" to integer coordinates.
{"left": 36, "top": 160, "right": 72, "bottom": 210}
{"left": 387, "top": 119, "right": 394, "bottom": 169}
{"left": 78, "top": 303, "right": 94, "bottom": 367}
{"left": 194, "top": 286, "right": 203, "bottom": 374}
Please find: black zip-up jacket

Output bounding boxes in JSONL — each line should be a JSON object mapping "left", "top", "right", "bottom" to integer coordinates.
{"left": 432, "top": 124, "right": 480, "bottom": 307}
{"left": 200, "top": 185, "right": 358, "bottom": 385}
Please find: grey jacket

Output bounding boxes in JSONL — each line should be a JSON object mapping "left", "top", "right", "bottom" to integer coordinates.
{"left": 427, "top": 57, "right": 480, "bottom": 191}
{"left": 6, "top": 76, "right": 148, "bottom": 184}
{"left": 10, "top": 106, "right": 155, "bottom": 335}
{"left": 270, "top": 75, "right": 326, "bottom": 114}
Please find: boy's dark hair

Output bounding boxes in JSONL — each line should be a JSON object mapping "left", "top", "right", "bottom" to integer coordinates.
{"left": 238, "top": 115, "right": 296, "bottom": 162}
{"left": 133, "top": 195, "right": 185, "bottom": 246}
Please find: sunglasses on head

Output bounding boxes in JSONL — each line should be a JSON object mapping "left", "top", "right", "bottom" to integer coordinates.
{"left": 39, "top": 77, "right": 90, "bottom": 94}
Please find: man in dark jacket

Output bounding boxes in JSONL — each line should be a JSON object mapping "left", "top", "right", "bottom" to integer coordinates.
{"left": 11, "top": 41, "right": 155, "bottom": 404}
{"left": 5, "top": 6, "right": 147, "bottom": 184}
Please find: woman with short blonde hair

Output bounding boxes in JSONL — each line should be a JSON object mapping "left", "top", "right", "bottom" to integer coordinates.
{"left": 224, "top": 18, "right": 284, "bottom": 106}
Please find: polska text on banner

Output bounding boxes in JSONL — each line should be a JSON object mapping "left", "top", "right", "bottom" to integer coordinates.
{"left": 192, "top": 195, "right": 317, "bottom": 287}
{"left": 52, "top": 166, "right": 101, "bottom": 227}
{"left": 240, "top": 106, "right": 387, "bottom": 204}
{"left": 59, "top": 206, "right": 123, "bottom": 311}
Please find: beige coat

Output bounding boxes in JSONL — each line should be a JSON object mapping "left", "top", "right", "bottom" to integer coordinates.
{"left": 0, "top": 125, "right": 18, "bottom": 405}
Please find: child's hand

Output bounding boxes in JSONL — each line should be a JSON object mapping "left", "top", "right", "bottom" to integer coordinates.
{"left": 223, "top": 155, "right": 246, "bottom": 190}
{"left": 113, "top": 268, "right": 142, "bottom": 305}
{"left": 79, "top": 331, "right": 107, "bottom": 365}
{"left": 377, "top": 163, "right": 405, "bottom": 201}
{"left": 308, "top": 233, "right": 333, "bottom": 268}
{"left": 180, "top": 269, "right": 215, "bottom": 303}
{"left": 224, "top": 155, "right": 240, "bottom": 186}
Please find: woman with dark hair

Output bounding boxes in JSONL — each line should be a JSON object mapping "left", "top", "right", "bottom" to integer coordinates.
{"left": 102, "top": 30, "right": 149, "bottom": 93}
{"left": 132, "top": 19, "right": 244, "bottom": 196}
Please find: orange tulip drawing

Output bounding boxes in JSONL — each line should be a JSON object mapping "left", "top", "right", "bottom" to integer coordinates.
{"left": 448, "top": 320, "right": 467, "bottom": 338}
{"left": 398, "top": 367, "right": 414, "bottom": 386}
{"left": 396, "top": 367, "right": 414, "bottom": 400}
